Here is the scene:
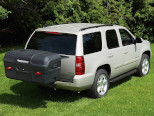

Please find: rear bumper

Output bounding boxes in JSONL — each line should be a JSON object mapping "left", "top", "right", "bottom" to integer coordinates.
{"left": 56, "top": 73, "right": 94, "bottom": 91}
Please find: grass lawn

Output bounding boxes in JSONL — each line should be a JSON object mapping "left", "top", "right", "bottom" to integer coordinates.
{"left": 0, "top": 45, "right": 154, "bottom": 116}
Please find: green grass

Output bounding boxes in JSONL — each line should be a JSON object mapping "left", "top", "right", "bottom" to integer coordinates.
{"left": 0, "top": 45, "right": 154, "bottom": 116}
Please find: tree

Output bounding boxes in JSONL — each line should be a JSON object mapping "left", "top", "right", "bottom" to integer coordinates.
{"left": 0, "top": 0, "right": 44, "bottom": 46}
{"left": 131, "top": 0, "right": 154, "bottom": 41}
{"left": 0, "top": 5, "right": 11, "bottom": 20}
{"left": 42, "top": 0, "right": 88, "bottom": 24}
{"left": 0, "top": 0, "right": 154, "bottom": 47}
{"left": 42, "top": 0, "right": 133, "bottom": 27}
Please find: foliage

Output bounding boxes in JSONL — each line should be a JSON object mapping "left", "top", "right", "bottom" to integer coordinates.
{"left": 0, "top": 0, "right": 45, "bottom": 46}
{"left": 0, "top": 0, "right": 154, "bottom": 47}
{"left": 42, "top": 0, "right": 133, "bottom": 29}
{"left": 0, "top": 5, "right": 11, "bottom": 20}
{"left": 131, "top": 0, "right": 154, "bottom": 41}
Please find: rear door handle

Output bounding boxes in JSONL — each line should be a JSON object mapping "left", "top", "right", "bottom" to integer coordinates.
{"left": 108, "top": 54, "right": 113, "bottom": 58}
{"left": 124, "top": 50, "right": 128, "bottom": 54}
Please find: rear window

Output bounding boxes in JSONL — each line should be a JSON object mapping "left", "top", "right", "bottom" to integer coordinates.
{"left": 26, "top": 32, "right": 77, "bottom": 55}
{"left": 83, "top": 32, "right": 102, "bottom": 55}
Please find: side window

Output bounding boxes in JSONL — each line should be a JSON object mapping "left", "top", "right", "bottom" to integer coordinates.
{"left": 83, "top": 32, "right": 102, "bottom": 55}
{"left": 119, "top": 29, "right": 134, "bottom": 46}
{"left": 106, "top": 30, "right": 119, "bottom": 49}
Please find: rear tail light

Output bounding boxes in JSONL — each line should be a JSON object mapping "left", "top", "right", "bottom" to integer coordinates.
{"left": 6, "top": 66, "right": 12, "bottom": 70}
{"left": 76, "top": 56, "right": 85, "bottom": 75}
{"left": 35, "top": 72, "right": 42, "bottom": 76}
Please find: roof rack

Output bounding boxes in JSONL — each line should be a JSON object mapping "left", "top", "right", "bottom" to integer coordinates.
{"left": 80, "top": 24, "right": 113, "bottom": 31}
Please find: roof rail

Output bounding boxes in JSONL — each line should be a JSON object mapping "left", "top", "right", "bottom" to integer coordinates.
{"left": 80, "top": 24, "right": 113, "bottom": 31}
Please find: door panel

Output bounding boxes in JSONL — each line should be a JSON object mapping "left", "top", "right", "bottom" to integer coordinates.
{"left": 121, "top": 45, "right": 138, "bottom": 72}
{"left": 106, "top": 48, "right": 126, "bottom": 78}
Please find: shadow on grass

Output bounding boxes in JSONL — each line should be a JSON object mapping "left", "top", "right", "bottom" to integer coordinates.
{"left": 110, "top": 76, "right": 132, "bottom": 89}
{"left": 0, "top": 82, "right": 86, "bottom": 109}
{"left": 0, "top": 76, "right": 133, "bottom": 109}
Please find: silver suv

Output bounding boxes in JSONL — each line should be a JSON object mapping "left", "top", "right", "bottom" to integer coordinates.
{"left": 25, "top": 23, "right": 151, "bottom": 98}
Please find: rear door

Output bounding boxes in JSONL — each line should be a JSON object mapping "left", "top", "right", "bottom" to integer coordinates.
{"left": 105, "top": 29, "right": 126, "bottom": 78}
{"left": 26, "top": 31, "right": 77, "bottom": 82}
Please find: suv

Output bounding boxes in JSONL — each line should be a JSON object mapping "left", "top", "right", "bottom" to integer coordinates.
{"left": 11, "top": 23, "right": 153, "bottom": 98}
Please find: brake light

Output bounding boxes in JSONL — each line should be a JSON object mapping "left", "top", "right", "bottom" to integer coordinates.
{"left": 6, "top": 66, "right": 12, "bottom": 70}
{"left": 45, "top": 31, "right": 60, "bottom": 34}
{"left": 35, "top": 72, "right": 42, "bottom": 76}
{"left": 76, "top": 56, "right": 85, "bottom": 75}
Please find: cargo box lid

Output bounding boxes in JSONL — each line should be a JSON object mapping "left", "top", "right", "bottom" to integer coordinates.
{"left": 4, "top": 49, "right": 61, "bottom": 67}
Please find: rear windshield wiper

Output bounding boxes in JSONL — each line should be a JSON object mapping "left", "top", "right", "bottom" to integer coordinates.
{"left": 60, "top": 55, "right": 70, "bottom": 58}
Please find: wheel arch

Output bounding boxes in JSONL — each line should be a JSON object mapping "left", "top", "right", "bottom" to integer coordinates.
{"left": 142, "top": 50, "right": 151, "bottom": 59}
{"left": 96, "top": 64, "right": 111, "bottom": 77}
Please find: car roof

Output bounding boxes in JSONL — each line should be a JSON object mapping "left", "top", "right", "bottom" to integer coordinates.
{"left": 35, "top": 23, "right": 122, "bottom": 34}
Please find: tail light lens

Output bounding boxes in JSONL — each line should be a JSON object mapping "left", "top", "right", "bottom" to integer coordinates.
{"left": 76, "top": 56, "right": 85, "bottom": 75}
{"left": 6, "top": 66, "right": 12, "bottom": 70}
{"left": 35, "top": 72, "right": 42, "bottom": 76}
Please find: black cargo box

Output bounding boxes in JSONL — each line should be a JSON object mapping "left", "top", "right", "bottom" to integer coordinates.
{"left": 3, "top": 49, "right": 61, "bottom": 84}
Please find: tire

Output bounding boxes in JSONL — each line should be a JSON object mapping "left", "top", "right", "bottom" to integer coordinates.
{"left": 89, "top": 69, "right": 110, "bottom": 98}
{"left": 136, "top": 54, "right": 150, "bottom": 77}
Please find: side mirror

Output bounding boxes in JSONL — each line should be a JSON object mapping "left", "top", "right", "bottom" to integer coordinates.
{"left": 136, "top": 37, "right": 142, "bottom": 43}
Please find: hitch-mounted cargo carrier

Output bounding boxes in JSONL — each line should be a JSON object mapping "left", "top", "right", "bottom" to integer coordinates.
{"left": 3, "top": 49, "right": 61, "bottom": 84}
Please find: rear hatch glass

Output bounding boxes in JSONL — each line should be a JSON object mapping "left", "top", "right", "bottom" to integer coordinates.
{"left": 26, "top": 32, "right": 77, "bottom": 55}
